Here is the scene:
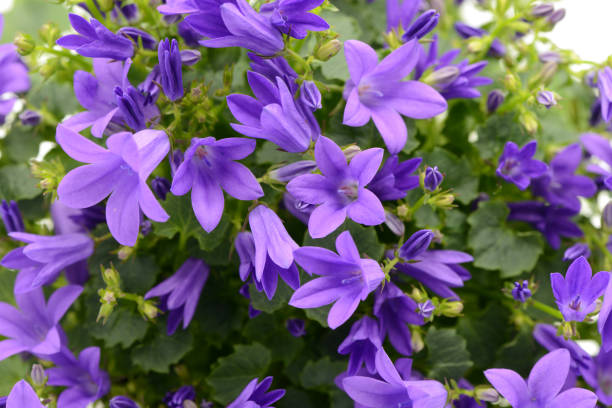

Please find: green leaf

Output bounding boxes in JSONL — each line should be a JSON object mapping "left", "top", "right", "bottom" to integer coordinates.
{"left": 420, "top": 148, "right": 478, "bottom": 205}
{"left": 0, "top": 355, "right": 30, "bottom": 395}
{"left": 425, "top": 327, "right": 473, "bottom": 380}
{"left": 0, "top": 164, "right": 40, "bottom": 201}
{"left": 207, "top": 343, "right": 271, "bottom": 404}
{"left": 91, "top": 308, "right": 149, "bottom": 348}
{"left": 494, "top": 328, "right": 537, "bottom": 377}
{"left": 0, "top": 269, "right": 16, "bottom": 305}
{"left": 475, "top": 114, "right": 528, "bottom": 160}
{"left": 249, "top": 281, "right": 292, "bottom": 313}
{"left": 243, "top": 314, "right": 303, "bottom": 364}
{"left": 467, "top": 201, "right": 543, "bottom": 277}
{"left": 300, "top": 357, "right": 346, "bottom": 389}
{"left": 2, "top": 125, "right": 44, "bottom": 163}
{"left": 117, "top": 255, "right": 160, "bottom": 294}
{"left": 318, "top": 12, "right": 361, "bottom": 81}
{"left": 131, "top": 328, "right": 193, "bottom": 373}
{"left": 303, "top": 220, "right": 384, "bottom": 261}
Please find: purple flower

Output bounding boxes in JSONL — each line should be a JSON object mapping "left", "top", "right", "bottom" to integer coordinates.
{"left": 551, "top": 256, "right": 609, "bottom": 322}
{"left": 374, "top": 281, "right": 423, "bottom": 356}
{"left": 287, "top": 136, "right": 385, "bottom": 238}
{"left": 248, "top": 53, "right": 298, "bottom": 93}
{"left": 247, "top": 206, "right": 300, "bottom": 299}
{"left": 507, "top": 201, "right": 583, "bottom": 249}
{"left": 178, "top": 20, "right": 203, "bottom": 47}
{"left": 270, "top": 160, "right": 317, "bottom": 182}
{"left": 343, "top": 348, "right": 447, "bottom": 408}
{"left": 116, "top": 27, "right": 157, "bottom": 50}
{"left": 227, "top": 377, "right": 285, "bottom": 408}
{"left": 563, "top": 243, "right": 590, "bottom": 261}
{"left": 338, "top": 316, "right": 382, "bottom": 375}
{"left": 531, "top": 144, "right": 596, "bottom": 212}
{"left": 261, "top": 0, "right": 329, "bottom": 39}
{"left": 3, "top": 380, "right": 43, "bottom": 408}
{"left": 0, "top": 284, "right": 82, "bottom": 360}
{"left": 110, "top": 396, "right": 140, "bottom": 408}
{"left": 454, "top": 22, "right": 506, "bottom": 58}
{"left": 342, "top": 39, "right": 447, "bottom": 153}
{"left": 487, "top": 90, "right": 505, "bottom": 113}
{"left": 496, "top": 140, "right": 548, "bottom": 190}
{"left": 416, "top": 300, "right": 435, "bottom": 318}
{"left": 300, "top": 81, "right": 322, "bottom": 110}
{"left": 484, "top": 349, "right": 597, "bottom": 408}
{"left": 164, "top": 386, "right": 195, "bottom": 408}
{"left": 18, "top": 110, "right": 41, "bottom": 126}
{"left": 289, "top": 231, "right": 384, "bottom": 329}
{"left": 56, "top": 14, "right": 133, "bottom": 60}
{"left": 399, "top": 229, "right": 434, "bottom": 260}
{"left": 424, "top": 166, "right": 443, "bottom": 191}
{"left": 512, "top": 281, "right": 532, "bottom": 303}
{"left": 598, "top": 67, "right": 612, "bottom": 122}
{"left": 62, "top": 58, "right": 159, "bottom": 138}
{"left": 51, "top": 202, "right": 105, "bottom": 234}
{"left": 56, "top": 126, "right": 170, "bottom": 246}
{"left": 151, "top": 177, "right": 171, "bottom": 200}
{"left": 1, "top": 232, "right": 93, "bottom": 293}
{"left": 145, "top": 258, "right": 209, "bottom": 335}
{"left": 0, "top": 200, "right": 24, "bottom": 233}
{"left": 47, "top": 347, "right": 110, "bottom": 408}
{"left": 171, "top": 137, "right": 263, "bottom": 232}
{"left": 369, "top": 156, "right": 422, "bottom": 201}
{"left": 537, "top": 90, "right": 557, "bottom": 109}
{"left": 581, "top": 132, "right": 612, "bottom": 189}
{"left": 385, "top": 0, "right": 420, "bottom": 31}
{"left": 286, "top": 318, "right": 306, "bottom": 337}
{"left": 0, "top": 16, "right": 30, "bottom": 121}
{"left": 598, "top": 277, "right": 612, "bottom": 352}
{"left": 158, "top": 38, "right": 183, "bottom": 101}
{"left": 402, "top": 9, "right": 439, "bottom": 42}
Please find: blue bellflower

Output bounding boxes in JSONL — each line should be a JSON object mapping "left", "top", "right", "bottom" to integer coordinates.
{"left": 369, "top": 156, "right": 422, "bottom": 201}
{"left": 581, "top": 133, "right": 612, "bottom": 189}
{"left": 496, "top": 140, "right": 548, "bottom": 190}
{"left": 512, "top": 281, "right": 532, "bottom": 303}
{"left": 158, "top": 38, "right": 183, "bottom": 101}
{"left": 338, "top": 316, "right": 382, "bottom": 375}
{"left": 261, "top": 0, "right": 329, "bottom": 39}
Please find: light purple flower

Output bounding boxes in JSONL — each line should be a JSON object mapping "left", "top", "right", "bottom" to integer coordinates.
{"left": 598, "top": 67, "right": 612, "bottom": 122}
{"left": 56, "top": 125, "right": 170, "bottom": 246}
{"left": 56, "top": 14, "right": 134, "bottom": 60}
{"left": 338, "top": 316, "right": 382, "bottom": 375}
{"left": 580, "top": 132, "right": 612, "bottom": 190}
{"left": 369, "top": 156, "right": 422, "bottom": 201}
{"left": 171, "top": 137, "right": 263, "bottom": 232}
{"left": 3, "top": 380, "right": 43, "bottom": 408}
{"left": 145, "top": 258, "right": 209, "bottom": 335}
{"left": 597, "top": 274, "right": 612, "bottom": 353}
{"left": 1, "top": 232, "right": 93, "bottom": 293}
{"left": 282, "top": 192, "right": 315, "bottom": 224}
{"left": 287, "top": 136, "right": 385, "bottom": 238}
{"left": 484, "top": 349, "right": 597, "bottom": 408}
{"left": 247, "top": 206, "right": 300, "bottom": 299}
{"left": 563, "top": 243, "right": 590, "bottom": 262}
{"left": 227, "top": 377, "right": 285, "bottom": 408}
{"left": 496, "top": 140, "right": 548, "bottom": 190}
{"left": 261, "top": 0, "right": 329, "bottom": 39}
{"left": 416, "top": 300, "right": 435, "bottom": 319}
{"left": 342, "top": 39, "right": 447, "bottom": 153}
{"left": 537, "top": 91, "right": 557, "bottom": 109}
{"left": 270, "top": 160, "right": 317, "bottom": 182}
{"left": 0, "top": 284, "right": 82, "bottom": 360}
{"left": 289, "top": 231, "right": 384, "bottom": 329}
{"left": 110, "top": 395, "right": 140, "bottom": 408}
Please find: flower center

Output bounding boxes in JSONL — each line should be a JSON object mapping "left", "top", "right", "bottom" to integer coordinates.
{"left": 569, "top": 295, "right": 582, "bottom": 311}
{"left": 338, "top": 180, "right": 359, "bottom": 202}
{"left": 501, "top": 158, "right": 519, "bottom": 175}
{"left": 195, "top": 146, "right": 213, "bottom": 167}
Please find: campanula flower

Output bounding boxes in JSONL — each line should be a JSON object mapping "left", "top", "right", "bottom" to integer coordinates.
{"left": 581, "top": 132, "right": 612, "bottom": 189}
{"left": 563, "top": 243, "right": 590, "bottom": 261}
{"left": 56, "top": 125, "right": 170, "bottom": 246}
{"left": 417, "top": 300, "right": 435, "bottom": 318}
{"left": 145, "top": 258, "right": 209, "bottom": 335}
{"left": 536, "top": 90, "right": 557, "bottom": 109}
{"left": 158, "top": 38, "right": 183, "bottom": 101}
{"left": 247, "top": 206, "right": 300, "bottom": 299}
{"left": 551, "top": 256, "right": 609, "bottom": 322}
{"left": 374, "top": 281, "right": 423, "bottom": 356}
{"left": 1, "top": 232, "right": 93, "bottom": 292}
{"left": 113, "top": 85, "right": 148, "bottom": 131}
{"left": 402, "top": 9, "right": 439, "bottom": 42}
{"left": 338, "top": 316, "right": 382, "bottom": 375}
{"left": 164, "top": 386, "right": 196, "bottom": 408}
{"left": 512, "top": 281, "right": 532, "bottom": 303}
{"left": 287, "top": 136, "right": 385, "bottom": 238}
{"left": 18, "top": 110, "right": 41, "bottom": 126}
{"left": 507, "top": 201, "right": 583, "bottom": 249}
{"left": 454, "top": 22, "right": 506, "bottom": 57}
{"left": 531, "top": 144, "right": 596, "bottom": 212}
{"left": 286, "top": 318, "right": 306, "bottom": 337}
{"left": 110, "top": 396, "right": 140, "bottom": 408}
{"left": 300, "top": 81, "right": 322, "bottom": 110}
{"left": 261, "top": 0, "right": 329, "bottom": 39}
{"left": 598, "top": 67, "right": 612, "bottom": 122}
{"left": 399, "top": 229, "right": 434, "bottom": 260}
{"left": 487, "top": 90, "right": 505, "bottom": 113}
{"left": 56, "top": 14, "right": 134, "bottom": 60}
{"left": 598, "top": 277, "right": 612, "bottom": 352}
{"left": 289, "top": 231, "right": 384, "bottom": 329}
{"left": 0, "top": 284, "right": 82, "bottom": 360}
{"left": 496, "top": 140, "right": 548, "bottom": 190}
{"left": 343, "top": 348, "right": 448, "bottom": 408}
{"left": 227, "top": 377, "right": 285, "bottom": 408}
{"left": 171, "top": 137, "right": 263, "bottom": 232}
{"left": 2, "top": 380, "right": 43, "bottom": 408}
{"left": 0, "top": 200, "right": 24, "bottom": 233}
{"left": 248, "top": 53, "right": 298, "bottom": 93}
{"left": 369, "top": 156, "right": 422, "bottom": 201}
{"left": 484, "top": 349, "right": 597, "bottom": 408}
{"left": 47, "top": 346, "right": 110, "bottom": 408}
{"left": 424, "top": 166, "right": 443, "bottom": 191}
{"left": 0, "top": 15, "right": 30, "bottom": 122}
{"left": 342, "top": 39, "right": 447, "bottom": 153}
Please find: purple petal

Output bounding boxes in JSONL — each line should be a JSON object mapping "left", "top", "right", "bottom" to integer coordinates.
{"left": 289, "top": 276, "right": 343, "bottom": 308}
{"left": 328, "top": 291, "right": 361, "bottom": 329}
{"left": 308, "top": 201, "right": 347, "bottom": 238}
{"left": 7, "top": 380, "right": 43, "bottom": 408}
{"left": 548, "top": 388, "right": 597, "bottom": 408}
{"left": 387, "top": 81, "right": 447, "bottom": 119}
{"left": 55, "top": 124, "right": 110, "bottom": 163}
{"left": 287, "top": 174, "right": 334, "bottom": 205}
{"left": 527, "top": 349, "right": 570, "bottom": 404}
{"left": 350, "top": 148, "right": 383, "bottom": 186}
{"left": 58, "top": 161, "right": 119, "bottom": 209}
{"left": 484, "top": 368, "right": 528, "bottom": 407}
{"left": 370, "top": 105, "right": 407, "bottom": 154}
{"left": 343, "top": 87, "right": 371, "bottom": 127}
{"left": 344, "top": 40, "right": 379, "bottom": 84}
{"left": 371, "top": 39, "right": 419, "bottom": 81}
{"left": 106, "top": 177, "right": 140, "bottom": 246}
{"left": 293, "top": 246, "right": 359, "bottom": 276}
{"left": 347, "top": 189, "right": 385, "bottom": 226}
{"left": 217, "top": 161, "right": 263, "bottom": 200}
{"left": 192, "top": 171, "right": 224, "bottom": 232}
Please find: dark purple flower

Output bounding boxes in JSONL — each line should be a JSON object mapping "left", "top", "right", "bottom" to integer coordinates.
{"left": 110, "top": 396, "right": 139, "bottom": 408}
{"left": 581, "top": 133, "right": 612, "bottom": 189}
{"left": 178, "top": 20, "right": 203, "bottom": 48}
{"left": 507, "top": 201, "right": 583, "bottom": 249}
{"left": 551, "top": 256, "right": 609, "bottom": 322}
{"left": 369, "top": 156, "right": 422, "bottom": 201}
{"left": 171, "top": 137, "right": 262, "bottom": 232}
{"left": 18, "top": 110, "right": 41, "bottom": 126}
{"left": 598, "top": 67, "right": 612, "bottom": 123}
{"left": 454, "top": 22, "right": 506, "bottom": 57}
{"left": 286, "top": 318, "right": 306, "bottom": 337}
{"left": 537, "top": 90, "right": 557, "bottom": 109}
{"left": 158, "top": 38, "right": 183, "bottom": 101}
{"left": 56, "top": 126, "right": 170, "bottom": 246}
{"left": 269, "top": 160, "right": 317, "bottom": 182}
{"left": 290, "top": 231, "right": 384, "bottom": 329}
{"left": 338, "top": 316, "right": 382, "bottom": 375}
{"left": 247, "top": 206, "right": 300, "bottom": 299}
{"left": 0, "top": 200, "right": 24, "bottom": 233}
{"left": 484, "top": 349, "right": 597, "bottom": 408}
{"left": 399, "top": 229, "right": 434, "bottom": 260}
{"left": 116, "top": 27, "right": 157, "bottom": 50}
{"left": 261, "top": 0, "right": 329, "bottom": 39}
{"left": 402, "top": 9, "right": 439, "bottom": 42}
{"left": 512, "top": 280, "right": 532, "bottom": 303}
{"left": 424, "top": 166, "right": 443, "bottom": 191}
{"left": 374, "top": 281, "right": 423, "bottom": 356}
{"left": 487, "top": 90, "right": 505, "bottom": 113}
{"left": 0, "top": 285, "right": 81, "bottom": 360}
{"left": 531, "top": 143, "right": 596, "bottom": 211}
{"left": 287, "top": 136, "right": 385, "bottom": 238}
{"left": 2, "top": 380, "right": 43, "bottom": 407}
{"left": 248, "top": 53, "right": 298, "bottom": 93}
{"left": 563, "top": 243, "right": 590, "bottom": 261}
{"left": 151, "top": 177, "right": 171, "bottom": 200}
{"left": 342, "top": 39, "right": 447, "bottom": 153}
{"left": 496, "top": 140, "right": 548, "bottom": 190}
{"left": 164, "top": 386, "right": 196, "bottom": 408}
{"left": 114, "top": 85, "right": 148, "bottom": 131}
{"left": 227, "top": 377, "right": 285, "bottom": 408}
{"left": 145, "top": 258, "right": 209, "bottom": 335}
{"left": 57, "top": 14, "right": 134, "bottom": 60}
{"left": 416, "top": 300, "right": 435, "bottom": 318}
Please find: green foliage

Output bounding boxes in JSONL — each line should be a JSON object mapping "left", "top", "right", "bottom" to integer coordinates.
{"left": 132, "top": 327, "right": 193, "bottom": 373}
{"left": 300, "top": 357, "right": 346, "bottom": 389}
{"left": 420, "top": 148, "right": 479, "bottom": 205}
{"left": 249, "top": 281, "right": 293, "bottom": 314}
{"left": 0, "top": 164, "right": 40, "bottom": 201}
{"left": 303, "top": 220, "right": 384, "bottom": 260}
{"left": 91, "top": 308, "right": 149, "bottom": 348}
{"left": 425, "top": 327, "right": 473, "bottom": 381}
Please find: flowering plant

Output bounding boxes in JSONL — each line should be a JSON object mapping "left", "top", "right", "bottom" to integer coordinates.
{"left": 0, "top": 0, "right": 611, "bottom": 407}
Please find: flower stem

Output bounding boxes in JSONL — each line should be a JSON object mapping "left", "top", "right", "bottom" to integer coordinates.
{"left": 528, "top": 298, "right": 563, "bottom": 320}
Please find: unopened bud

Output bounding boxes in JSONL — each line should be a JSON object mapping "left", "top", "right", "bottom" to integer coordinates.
{"left": 534, "top": 62, "right": 558, "bottom": 85}
{"left": 183, "top": 401, "right": 197, "bottom": 408}
{"left": 300, "top": 81, "right": 322, "bottom": 111}
{"left": 536, "top": 90, "right": 557, "bottom": 109}
{"left": 475, "top": 386, "right": 500, "bottom": 403}
{"left": 397, "top": 204, "right": 409, "bottom": 218}
{"left": 343, "top": 145, "right": 361, "bottom": 161}
{"left": 603, "top": 202, "right": 612, "bottom": 228}
{"left": 430, "top": 193, "right": 455, "bottom": 208}
{"left": 466, "top": 37, "right": 484, "bottom": 53}
{"left": 440, "top": 301, "right": 463, "bottom": 317}
{"left": 180, "top": 49, "right": 201, "bottom": 66}
{"left": 315, "top": 39, "right": 341, "bottom": 61}
{"left": 504, "top": 73, "right": 520, "bottom": 92}
{"left": 546, "top": 8, "right": 565, "bottom": 25}
{"left": 102, "top": 267, "right": 121, "bottom": 289}
{"left": 487, "top": 90, "right": 505, "bottom": 113}
{"left": 39, "top": 22, "right": 60, "bottom": 45}
{"left": 118, "top": 246, "right": 133, "bottom": 261}
{"left": 410, "top": 287, "right": 427, "bottom": 303}
{"left": 14, "top": 32, "right": 35, "bottom": 56}
{"left": 139, "top": 300, "right": 159, "bottom": 320}
{"left": 97, "top": 302, "right": 115, "bottom": 324}
{"left": 410, "top": 330, "right": 424, "bottom": 353}
{"left": 269, "top": 160, "right": 316, "bottom": 182}
{"left": 424, "top": 66, "right": 460, "bottom": 86}
{"left": 31, "top": 364, "right": 47, "bottom": 387}
{"left": 384, "top": 211, "right": 405, "bottom": 236}
{"left": 520, "top": 110, "right": 539, "bottom": 134}
{"left": 400, "top": 229, "right": 433, "bottom": 260}
{"left": 531, "top": 3, "right": 554, "bottom": 18}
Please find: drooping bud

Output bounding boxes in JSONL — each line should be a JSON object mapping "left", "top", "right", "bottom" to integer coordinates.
{"left": 14, "top": 32, "right": 35, "bottom": 56}
{"left": 546, "top": 8, "right": 566, "bottom": 25}
{"left": 151, "top": 177, "right": 171, "bottom": 200}
{"left": 487, "top": 90, "right": 505, "bottom": 113}
{"left": 19, "top": 110, "right": 42, "bottom": 126}
{"left": 138, "top": 299, "right": 159, "bottom": 320}
{"left": 30, "top": 364, "right": 47, "bottom": 387}
{"left": 424, "top": 166, "right": 443, "bottom": 191}
{"left": 410, "top": 330, "right": 425, "bottom": 353}
{"left": 531, "top": 3, "right": 554, "bottom": 18}
{"left": 315, "top": 39, "right": 342, "bottom": 61}
{"left": 563, "top": 243, "right": 590, "bottom": 261}
{"left": 399, "top": 229, "right": 434, "bottom": 260}
{"left": 269, "top": 161, "right": 316, "bottom": 182}
{"left": 180, "top": 49, "right": 201, "bottom": 66}
{"left": 474, "top": 386, "right": 500, "bottom": 403}
{"left": 300, "top": 81, "right": 322, "bottom": 111}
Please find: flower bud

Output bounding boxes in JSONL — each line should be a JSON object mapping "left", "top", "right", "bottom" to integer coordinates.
{"left": 563, "top": 243, "right": 590, "bottom": 261}
{"left": 416, "top": 300, "right": 435, "bottom": 319}
{"left": 487, "top": 90, "right": 505, "bottom": 113}
{"left": 300, "top": 81, "right": 322, "bottom": 111}
{"left": 531, "top": 3, "right": 554, "bottom": 18}
{"left": 269, "top": 161, "right": 316, "bottom": 182}
{"left": 536, "top": 90, "right": 557, "bottom": 109}
{"left": 424, "top": 166, "right": 443, "bottom": 191}
{"left": 384, "top": 211, "right": 405, "bottom": 236}
{"left": 0, "top": 200, "right": 25, "bottom": 233}
{"left": 474, "top": 386, "right": 500, "bottom": 403}
{"left": 39, "top": 22, "right": 60, "bottom": 45}
{"left": 343, "top": 145, "right": 361, "bottom": 161}
{"left": 14, "top": 32, "right": 35, "bottom": 56}
{"left": 139, "top": 299, "right": 159, "bottom": 320}
{"left": 151, "top": 177, "right": 171, "bottom": 200}
{"left": 410, "top": 330, "right": 424, "bottom": 353}
{"left": 546, "top": 8, "right": 566, "bottom": 25}
{"left": 603, "top": 202, "right": 612, "bottom": 228}
{"left": 180, "top": 49, "right": 201, "bottom": 66}
{"left": 19, "top": 110, "right": 42, "bottom": 126}
{"left": 399, "top": 229, "right": 434, "bottom": 260}
{"left": 97, "top": 301, "right": 115, "bottom": 324}
{"left": 520, "top": 110, "right": 539, "bottom": 133}
{"left": 423, "top": 66, "right": 460, "bottom": 86}
{"left": 403, "top": 9, "right": 439, "bottom": 41}
{"left": 183, "top": 401, "right": 198, "bottom": 408}
{"left": 30, "top": 364, "right": 47, "bottom": 387}
{"left": 315, "top": 39, "right": 342, "bottom": 61}
{"left": 118, "top": 246, "right": 133, "bottom": 261}
{"left": 110, "top": 396, "right": 140, "bottom": 408}
{"left": 503, "top": 73, "right": 520, "bottom": 92}
{"left": 286, "top": 318, "right": 306, "bottom": 337}
{"left": 539, "top": 51, "right": 562, "bottom": 63}
{"left": 440, "top": 301, "right": 463, "bottom": 317}
{"left": 102, "top": 267, "right": 121, "bottom": 289}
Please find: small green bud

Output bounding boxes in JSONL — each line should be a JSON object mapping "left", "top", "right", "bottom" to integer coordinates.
{"left": 30, "top": 364, "right": 47, "bottom": 387}
{"left": 117, "top": 246, "right": 133, "bottom": 261}
{"left": 519, "top": 111, "right": 539, "bottom": 134}
{"left": 102, "top": 267, "right": 121, "bottom": 289}
{"left": 410, "top": 329, "right": 424, "bottom": 353}
{"left": 14, "top": 32, "right": 35, "bottom": 56}
{"left": 97, "top": 302, "right": 115, "bottom": 324}
{"left": 39, "top": 23, "right": 60, "bottom": 45}
{"left": 98, "top": 0, "right": 115, "bottom": 12}
{"left": 410, "top": 287, "right": 427, "bottom": 303}
{"left": 503, "top": 73, "right": 520, "bottom": 92}
{"left": 474, "top": 386, "right": 499, "bottom": 403}
{"left": 139, "top": 299, "right": 159, "bottom": 320}
{"left": 466, "top": 37, "right": 484, "bottom": 53}
{"left": 440, "top": 301, "right": 463, "bottom": 317}
{"left": 397, "top": 204, "right": 409, "bottom": 218}
{"left": 429, "top": 193, "right": 455, "bottom": 209}
{"left": 315, "top": 39, "right": 342, "bottom": 61}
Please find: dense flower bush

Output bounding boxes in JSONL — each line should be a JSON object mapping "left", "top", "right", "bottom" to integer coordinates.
{"left": 0, "top": 0, "right": 611, "bottom": 406}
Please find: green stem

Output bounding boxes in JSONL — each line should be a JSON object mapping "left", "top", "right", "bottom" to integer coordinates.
{"left": 528, "top": 299, "right": 563, "bottom": 320}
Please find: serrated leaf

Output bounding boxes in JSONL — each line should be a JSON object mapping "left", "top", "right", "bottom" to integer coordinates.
{"left": 300, "top": 357, "right": 346, "bottom": 389}
{"left": 303, "top": 220, "right": 384, "bottom": 261}
{"left": 131, "top": 328, "right": 193, "bottom": 373}
{"left": 425, "top": 327, "right": 473, "bottom": 380}
{"left": 475, "top": 114, "right": 528, "bottom": 160}
{"left": 207, "top": 343, "right": 271, "bottom": 404}
{"left": 0, "top": 164, "right": 40, "bottom": 201}
{"left": 305, "top": 304, "right": 331, "bottom": 327}
{"left": 117, "top": 255, "right": 160, "bottom": 294}
{"left": 249, "top": 281, "right": 292, "bottom": 313}
{"left": 91, "top": 308, "right": 149, "bottom": 348}
{"left": 467, "top": 201, "right": 543, "bottom": 277}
